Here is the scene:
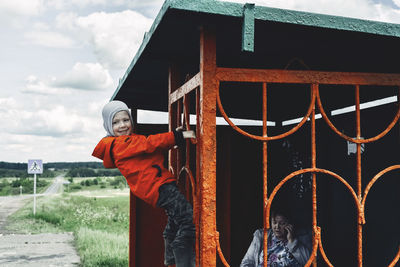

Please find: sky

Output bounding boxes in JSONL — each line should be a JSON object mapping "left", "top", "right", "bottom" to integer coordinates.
{"left": 0, "top": 0, "right": 400, "bottom": 163}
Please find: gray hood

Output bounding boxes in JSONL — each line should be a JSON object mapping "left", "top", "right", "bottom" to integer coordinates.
{"left": 102, "top": 100, "right": 133, "bottom": 136}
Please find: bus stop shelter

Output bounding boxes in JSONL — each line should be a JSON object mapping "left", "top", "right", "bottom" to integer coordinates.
{"left": 111, "top": 0, "right": 400, "bottom": 266}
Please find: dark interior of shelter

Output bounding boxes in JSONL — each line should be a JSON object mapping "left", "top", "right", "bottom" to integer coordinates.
{"left": 117, "top": 8, "right": 400, "bottom": 267}
{"left": 134, "top": 101, "right": 399, "bottom": 267}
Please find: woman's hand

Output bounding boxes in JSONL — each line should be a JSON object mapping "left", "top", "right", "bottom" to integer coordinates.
{"left": 285, "top": 224, "right": 295, "bottom": 244}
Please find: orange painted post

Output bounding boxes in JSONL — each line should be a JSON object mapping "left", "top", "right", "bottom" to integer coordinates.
{"left": 195, "top": 88, "right": 201, "bottom": 267}
{"left": 311, "top": 84, "right": 318, "bottom": 267}
{"left": 198, "top": 26, "right": 217, "bottom": 267}
{"left": 355, "top": 85, "right": 363, "bottom": 267}
{"left": 262, "top": 82, "right": 269, "bottom": 265}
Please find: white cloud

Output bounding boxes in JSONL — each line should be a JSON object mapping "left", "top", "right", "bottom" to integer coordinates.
{"left": 46, "top": 0, "right": 106, "bottom": 9}
{"left": 394, "top": 0, "right": 400, "bottom": 8}
{"left": 0, "top": 0, "right": 44, "bottom": 26}
{"left": 0, "top": 0, "right": 43, "bottom": 16}
{"left": 0, "top": 133, "right": 103, "bottom": 162}
{"left": 22, "top": 62, "right": 113, "bottom": 94}
{"left": 0, "top": 97, "right": 17, "bottom": 110}
{"left": 24, "top": 30, "right": 76, "bottom": 48}
{"left": 51, "top": 62, "right": 114, "bottom": 90}
{"left": 22, "top": 75, "right": 71, "bottom": 95}
{"left": 0, "top": 104, "right": 86, "bottom": 137}
{"left": 221, "top": 0, "right": 400, "bottom": 23}
{"left": 56, "top": 10, "right": 153, "bottom": 69}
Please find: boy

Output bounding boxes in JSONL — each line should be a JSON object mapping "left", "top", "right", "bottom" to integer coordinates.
{"left": 92, "top": 100, "right": 195, "bottom": 267}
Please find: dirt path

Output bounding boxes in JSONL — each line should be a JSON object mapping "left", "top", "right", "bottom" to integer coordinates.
{"left": 0, "top": 179, "right": 81, "bottom": 266}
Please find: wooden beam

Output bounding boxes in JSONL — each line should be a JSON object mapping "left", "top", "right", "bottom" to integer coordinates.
{"left": 216, "top": 67, "right": 400, "bottom": 86}
{"left": 169, "top": 72, "right": 201, "bottom": 104}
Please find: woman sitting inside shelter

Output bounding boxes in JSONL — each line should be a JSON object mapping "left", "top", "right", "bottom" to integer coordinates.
{"left": 240, "top": 209, "right": 310, "bottom": 267}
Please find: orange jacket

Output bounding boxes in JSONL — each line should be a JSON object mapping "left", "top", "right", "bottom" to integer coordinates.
{"left": 92, "top": 132, "right": 177, "bottom": 207}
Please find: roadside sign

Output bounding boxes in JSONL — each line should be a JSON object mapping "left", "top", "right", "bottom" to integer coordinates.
{"left": 28, "top": 159, "right": 43, "bottom": 215}
{"left": 28, "top": 159, "right": 43, "bottom": 174}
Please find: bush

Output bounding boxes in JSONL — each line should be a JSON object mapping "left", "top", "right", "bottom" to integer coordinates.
{"left": 93, "top": 178, "right": 98, "bottom": 185}
{"left": 29, "top": 212, "right": 62, "bottom": 225}
{"left": 84, "top": 180, "right": 91, "bottom": 187}
{"left": 71, "top": 185, "right": 82, "bottom": 190}
{"left": 110, "top": 176, "right": 125, "bottom": 186}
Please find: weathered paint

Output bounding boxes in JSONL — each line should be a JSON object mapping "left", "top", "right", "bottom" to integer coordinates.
{"left": 262, "top": 82, "right": 268, "bottom": 265}
{"left": 112, "top": 0, "right": 400, "bottom": 102}
{"left": 213, "top": 72, "right": 399, "bottom": 266}
{"left": 198, "top": 26, "right": 217, "bottom": 267}
{"left": 242, "top": 3, "right": 255, "bottom": 52}
{"left": 168, "top": 0, "right": 400, "bottom": 37}
{"left": 123, "top": 2, "right": 400, "bottom": 266}
{"left": 216, "top": 68, "right": 400, "bottom": 86}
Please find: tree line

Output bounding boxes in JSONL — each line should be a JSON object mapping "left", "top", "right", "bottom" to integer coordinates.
{"left": 0, "top": 161, "right": 103, "bottom": 170}
{"left": 0, "top": 161, "right": 112, "bottom": 178}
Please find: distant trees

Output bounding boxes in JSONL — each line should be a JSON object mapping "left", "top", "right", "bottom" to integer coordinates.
{"left": 67, "top": 168, "right": 96, "bottom": 178}
{"left": 0, "top": 161, "right": 119, "bottom": 179}
{"left": 0, "top": 168, "right": 56, "bottom": 178}
{"left": 66, "top": 167, "right": 121, "bottom": 178}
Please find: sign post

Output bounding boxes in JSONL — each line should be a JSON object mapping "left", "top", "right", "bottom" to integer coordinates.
{"left": 27, "top": 159, "right": 43, "bottom": 215}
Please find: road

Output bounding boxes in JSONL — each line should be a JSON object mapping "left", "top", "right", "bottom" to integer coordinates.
{"left": 41, "top": 174, "right": 67, "bottom": 195}
{"left": 0, "top": 175, "right": 80, "bottom": 266}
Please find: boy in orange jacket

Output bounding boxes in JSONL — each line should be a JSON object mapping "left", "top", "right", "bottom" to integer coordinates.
{"left": 92, "top": 100, "right": 195, "bottom": 267}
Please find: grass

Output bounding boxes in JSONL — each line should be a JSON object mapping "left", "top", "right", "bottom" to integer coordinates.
{"left": 76, "top": 227, "right": 128, "bottom": 267}
{"left": 64, "top": 176, "right": 128, "bottom": 193}
{"left": 7, "top": 189, "right": 129, "bottom": 266}
{"left": 0, "top": 177, "right": 51, "bottom": 196}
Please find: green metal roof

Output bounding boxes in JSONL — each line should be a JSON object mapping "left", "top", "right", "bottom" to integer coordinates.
{"left": 112, "top": 0, "right": 400, "bottom": 118}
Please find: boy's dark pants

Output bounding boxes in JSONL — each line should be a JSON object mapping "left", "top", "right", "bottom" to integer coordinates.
{"left": 157, "top": 182, "right": 196, "bottom": 267}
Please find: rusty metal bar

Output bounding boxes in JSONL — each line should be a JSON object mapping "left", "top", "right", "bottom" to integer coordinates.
{"left": 304, "top": 227, "right": 320, "bottom": 267}
{"left": 184, "top": 95, "right": 191, "bottom": 200}
{"left": 311, "top": 84, "right": 318, "bottom": 267}
{"left": 177, "top": 99, "right": 183, "bottom": 184}
{"left": 388, "top": 247, "right": 400, "bottom": 267}
{"left": 316, "top": 88, "right": 400, "bottom": 144}
{"left": 317, "top": 229, "right": 334, "bottom": 267}
{"left": 198, "top": 26, "right": 217, "bottom": 267}
{"left": 216, "top": 232, "right": 230, "bottom": 267}
{"left": 168, "top": 65, "right": 180, "bottom": 175}
{"left": 170, "top": 72, "right": 201, "bottom": 104}
{"left": 216, "top": 85, "right": 316, "bottom": 141}
{"left": 362, "top": 165, "right": 400, "bottom": 209}
{"left": 265, "top": 168, "right": 361, "bottom": 228}
{"left": 262, "top": 82, "right": 269, "bottom": 265}
{"left": 216, "top": 67, "right": 400, "bottom": 86}
{"left": 355, "top": 85, "right": 363, "bottom": 267}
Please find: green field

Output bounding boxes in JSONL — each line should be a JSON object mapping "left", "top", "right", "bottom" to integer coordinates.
{"left": 7, "top": 188, "right": 130, "bottom": 267}
{"left": 0, "top": 177, "right": 51, "bottom": 196}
